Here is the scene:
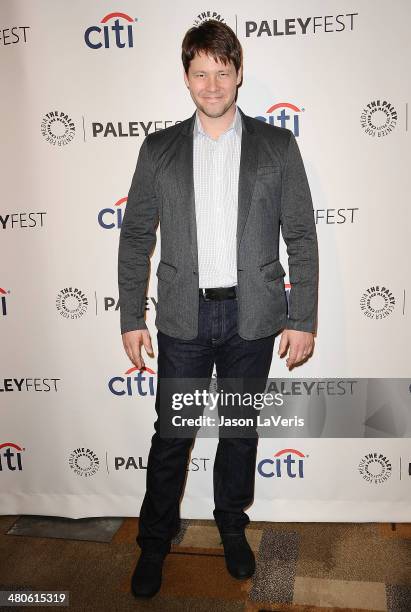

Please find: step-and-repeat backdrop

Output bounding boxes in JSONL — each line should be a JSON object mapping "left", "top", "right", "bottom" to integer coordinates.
{"left": 1, "top": 1, "right": 410, "bottom": 521}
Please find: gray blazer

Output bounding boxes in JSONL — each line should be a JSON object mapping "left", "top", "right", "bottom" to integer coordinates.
{"left": 118, "top": 106, "right": 319, "bottom": 340}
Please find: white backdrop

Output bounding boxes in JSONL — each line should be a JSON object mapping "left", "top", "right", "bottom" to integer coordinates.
{"left": 1, "top": 0, "right": 410, "bottom": 521}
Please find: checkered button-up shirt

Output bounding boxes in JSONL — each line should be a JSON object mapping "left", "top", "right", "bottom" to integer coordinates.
{"left": 193, "top": 105, "right": 242, "bottom": 289}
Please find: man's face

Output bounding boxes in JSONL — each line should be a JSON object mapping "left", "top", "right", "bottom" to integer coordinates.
{"left": 184, "top": 51, "right": 242, "bottom": 119}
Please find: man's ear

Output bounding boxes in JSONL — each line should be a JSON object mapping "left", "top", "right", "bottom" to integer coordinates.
{"left": 236, "top": 66, "right": 243, "bottom": 86}
{"left": 183, "top": 69, "right": 189, "bottom": 89}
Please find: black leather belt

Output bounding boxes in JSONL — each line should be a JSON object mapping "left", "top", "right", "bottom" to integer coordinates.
{"left": 199, "top": 286, "right": 237, "bottom": 301}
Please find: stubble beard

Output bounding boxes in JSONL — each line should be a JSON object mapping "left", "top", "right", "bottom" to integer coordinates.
{"left": 194, "top": 96, "right": 236, "bottom": 120}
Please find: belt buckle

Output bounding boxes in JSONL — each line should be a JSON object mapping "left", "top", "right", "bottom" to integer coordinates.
{"left": 201, "top": 288, "right": 211, "bottom": 301}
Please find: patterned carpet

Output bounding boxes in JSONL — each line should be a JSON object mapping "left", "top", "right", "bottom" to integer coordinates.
{"left": 0, "top": 515, "right": 410, "bottom": 611}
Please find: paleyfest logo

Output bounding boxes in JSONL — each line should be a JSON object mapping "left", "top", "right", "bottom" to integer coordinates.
{"left": 245, "top": 13, "right": 358, "bottom": 37}
{"left": 358, "top": 452, "right": 392, "bottom": 484}
{"left": 98, "top": 197, "right": 126, "bottom": 229}
{"left": 41, "top": 111, "right": 75, "bottom": 146}
{"left": 360, "top": 100, "right": 397, "bottom": 137}
{"left": 113, "top": 455, "right": 210, "bottom": 472}
{"left": 0, "top": 211, "right": 47, "bottom": 230}
{"left": 258, "top": 448, "right": 307, "bottom": 478}
{"left": 85, "top": 12, "right": 138, "bottom": 49}
{"left": 108, "top": 366, "right": 156, "bottom": 396}
{"left": 360, "top": 285, "right": 395, "bottom": 320}
{"left": 255, "top": 102, "right": 303, "bottom": 136}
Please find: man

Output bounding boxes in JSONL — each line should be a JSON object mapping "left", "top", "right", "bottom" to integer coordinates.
{"left": 118, "top": 20, "right": 318, "bottom": 598}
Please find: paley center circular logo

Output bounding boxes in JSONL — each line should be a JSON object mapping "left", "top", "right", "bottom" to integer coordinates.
{"left": 69, "top": 448, "right": 100, "bottom": 477}
{"left": 358, "top": 452, "right": 392, "bottom": 484}
{"left": 56, "top": 287, "right": 88, "bottom": 319}
{"left": 360, "top": 100, "right": 397, "bottom": 137}
{"left": 41, "top": 111, "right": 75, "bottom": 146}
{"left": 193, "top": 10, "right": 225, "bottom": 26}
{"left": 360, "top": 285, "right": 395, "bottom": 319}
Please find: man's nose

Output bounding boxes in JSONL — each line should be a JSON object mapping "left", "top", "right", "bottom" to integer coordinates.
{"left": 206, "top": 75, "right": 219, "bottom": 91}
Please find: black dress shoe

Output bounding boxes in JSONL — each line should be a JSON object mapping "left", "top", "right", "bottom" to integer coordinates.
{"left": 220, "top": 532, "right": 256, "bottom": 579}
{"left": 131, "top": 551, "right": 166, "bottom": 598}
{"left": 172, "top": 519, "right": 181, "bottom": 539}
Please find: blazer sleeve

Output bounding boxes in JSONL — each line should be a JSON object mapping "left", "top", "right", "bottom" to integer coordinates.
{"left": 280, "top": 131, "right": 319, "bottom": 333}
{"left": 118, "top": 137, "right": 159, "bottom": 334}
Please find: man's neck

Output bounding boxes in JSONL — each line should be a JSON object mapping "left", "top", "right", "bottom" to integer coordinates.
{"left": 197, "top": 103, "right": 237, "bottom": 140}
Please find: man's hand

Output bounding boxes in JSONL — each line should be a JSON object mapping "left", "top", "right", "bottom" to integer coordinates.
{"left": 278, "top": 329, "right": 314, "bottom": 370}
{"left": 122, "top": 329, "right": 154, "bottom": 370}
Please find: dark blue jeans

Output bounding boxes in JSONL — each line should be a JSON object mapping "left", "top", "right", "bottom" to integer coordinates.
{"left": 136, "top": 292, "right": 275, "bottom": 554}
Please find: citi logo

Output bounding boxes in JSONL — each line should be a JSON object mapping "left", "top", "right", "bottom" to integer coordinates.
{"left": 255, "top": 102, "right": 304, "bottom": 136}
{"left": 85, "top": 12, "right": 137, "bottom": 49}
{"left": 258, "top": 448, "right": 306, "bottom": 478}
{"left": 108, "top": 366, "right": 156, "bottom": 396}
{"left": 98, "top": 197, "right": 126, "bottom": 229}
{"left": 1, "top": 287, "right": 9, "bottom": 316}
{"left": 0, "top": 442, "right": 24, "bottom": 471}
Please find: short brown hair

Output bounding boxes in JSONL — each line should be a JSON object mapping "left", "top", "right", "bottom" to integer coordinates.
{"left": 181, "top": 20, "right": 243, "bottom": 74}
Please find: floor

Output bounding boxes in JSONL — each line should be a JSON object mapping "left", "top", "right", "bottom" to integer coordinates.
{"left": 0, "top": 515, "right": 410, "bottom": 611}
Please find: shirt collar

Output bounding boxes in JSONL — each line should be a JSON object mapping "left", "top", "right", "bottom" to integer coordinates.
{"left": 194, "top": 105, "right": 242, "bottom": 140}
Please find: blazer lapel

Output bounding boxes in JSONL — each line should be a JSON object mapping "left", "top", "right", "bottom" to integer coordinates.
{"left": 237, "top": 107, "right": 258, "bottom": 252}
{"left": 175, "top": 112, "right": 198, "bottom": 271}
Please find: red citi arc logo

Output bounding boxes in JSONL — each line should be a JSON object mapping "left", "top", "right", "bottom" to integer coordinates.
{"left": 0, "top": 442, "right": 25, "bottom": 471}
{"left": 98, "top": 197, "right": 127, "bottom": 229}
{"left": 108, "top": 366, "right": 156, "bottom": 396}
{"left": 255, "top": 102, "right": 304, "bottom": 136}
{"left": 1, "top": 287, "right": 9, "bottom": 316}
{"left": 258, "top": 448, "right": 306, "bottom": 478}
{"left": 85, "top": 13, "right": 137, "bottom": 49}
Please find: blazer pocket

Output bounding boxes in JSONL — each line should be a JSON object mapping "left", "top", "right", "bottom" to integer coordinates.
{"left": 156, "top": 260, "right": 177, "bottom": 283}
{"left": 259, "top": 259, "right": 286, "bottom": 282}
{"left": 256, "top": 165, "right": 281, "bottom": 176}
